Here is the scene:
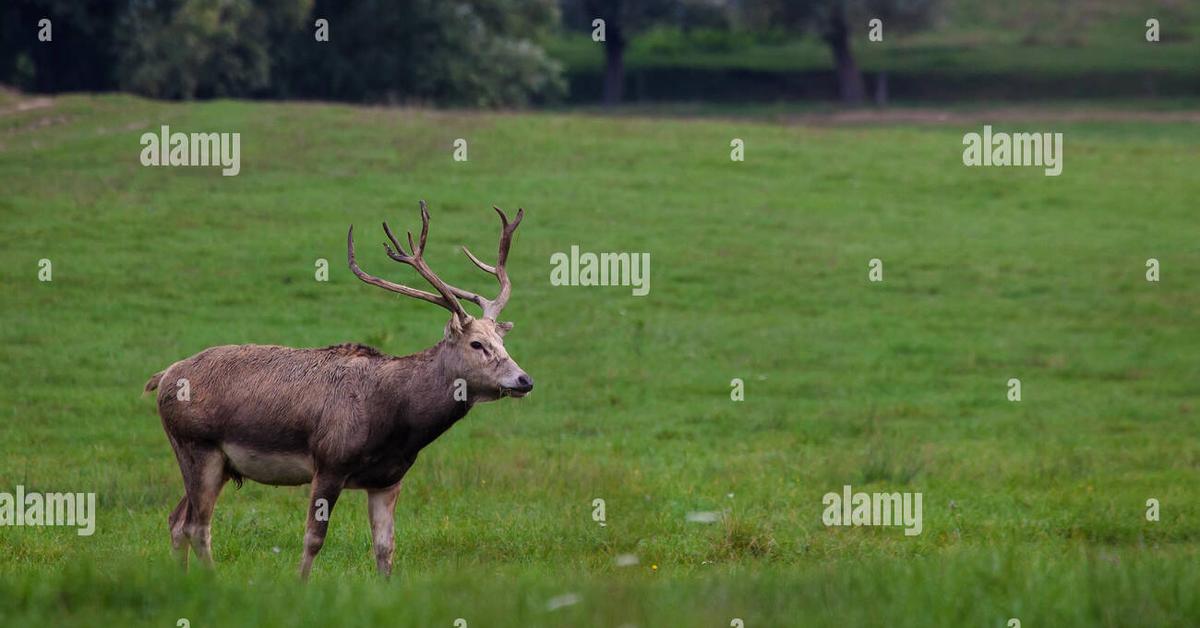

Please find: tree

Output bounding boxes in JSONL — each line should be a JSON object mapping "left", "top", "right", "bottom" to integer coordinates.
{"left": 575, "top": 0, "right": 663, "bottom": 105}
{"left": 114, "top": 0, "right": 310, "bottom": 100}
{"left": 1, "top": 0, "right": 564, "bottom": 107}
{"left": 565, "top": 0, "right": 727, "bottom": 105}
{"left": 748, "top": 0, "right": 940, "bottom": 106}
{"left": 279, "top": 0, "right": 565, "bottom": 106}
{"left": 0, "top": 0, "right": 122, "bottom": 92}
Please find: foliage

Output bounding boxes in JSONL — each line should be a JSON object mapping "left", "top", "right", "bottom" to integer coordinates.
{"left": 745, "top": 0, "right": 941, "bottom": 39}
{"left": 634, "top": 25, "right": 759, "bottom": 56}
{"left": 284, "top": 0, "right": 561, "bottom": 105}
{"left": 278, "top": 0, "right": 565, "bottom": 106}
{"left": 559, "top": 0, "right": 732, "bottom": 34}
{"left": 114, "top": 0, "right": 310, "bottom": 100}
{"left": 0, "top": 0, "right": 122, "bottom": 91}
{"left": 0, "top": 0, "right": 565, "bottom": 107}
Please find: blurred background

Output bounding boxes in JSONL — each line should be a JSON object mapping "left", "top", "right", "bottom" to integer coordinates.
{"left": 3, "top": 0, "right": 1197, "bottom": 109}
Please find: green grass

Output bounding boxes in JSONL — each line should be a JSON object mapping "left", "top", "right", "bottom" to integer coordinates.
{"left": 1, "top": 93, "right": 1199, "bottom": 626}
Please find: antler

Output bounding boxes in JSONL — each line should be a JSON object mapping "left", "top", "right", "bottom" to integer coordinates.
{"left": 456, "top": 205, "right": 524, "bottom": 319}
{"left": 348, "top": 201, "right": 524, "bottom": 321}
{"left": 347, "top": 200, "right": 471, "bottom": 322}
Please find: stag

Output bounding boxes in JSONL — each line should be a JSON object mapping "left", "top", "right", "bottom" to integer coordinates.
{"left": 145, "top": 201, "right": 531, "bottom": 578}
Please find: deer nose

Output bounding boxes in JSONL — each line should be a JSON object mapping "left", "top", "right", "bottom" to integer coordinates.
{"left": 515, "top": 374, "right": 533, "bottom": 392}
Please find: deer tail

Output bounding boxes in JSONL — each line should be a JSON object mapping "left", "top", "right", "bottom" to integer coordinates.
{"left": 144, "top": 371, "right": 165, "bottom": 395}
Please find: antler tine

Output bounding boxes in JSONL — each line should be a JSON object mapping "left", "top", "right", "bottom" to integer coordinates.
{"left": 462, "top": 247, "right": 495, "bottom": 274}
{"left": 349, "top": 202, "right": 472, "bottom": 322}
{"left": 459, "top": 205, "right": 524, "bottom": 319}
{"left": 417, "top": 200, "right": 431, "bottom": 254}
{"left": 381, "top": 221, "right": 407, "bottom": 257}
{"left": 347, "top": 226, "right": 450, "bottom": 309}
{"left": 493, "top": 206, "right": 523, "bottom": 267}
{"left": 382, "top": 201, "right": 432, "bottom": 260}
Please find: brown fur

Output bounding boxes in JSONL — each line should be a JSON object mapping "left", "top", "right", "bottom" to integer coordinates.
{"left": 152, "top": 318, "right": 531, "bottom": 578}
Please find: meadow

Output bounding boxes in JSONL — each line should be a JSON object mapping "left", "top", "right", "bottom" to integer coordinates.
{"left": 1, "top": 92, "right": 1198, "bottom": 626}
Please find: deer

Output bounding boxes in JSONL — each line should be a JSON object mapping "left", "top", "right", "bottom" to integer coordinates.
{"left": 144, "top": 201, "right": 532, "bottom": 579}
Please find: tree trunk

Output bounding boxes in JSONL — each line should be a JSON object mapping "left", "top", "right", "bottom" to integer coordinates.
{"left": 603, "top": 27, "right": 626, "bottom": 105}
{"left": 824, "top": 9, "right": 865, "bottom": 106}
{"left": 874, "top": 71, "right": 889, "bottom": 106}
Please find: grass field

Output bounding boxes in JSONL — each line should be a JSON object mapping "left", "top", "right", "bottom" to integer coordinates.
{"left": 1, "top": 93, "right": 1199, "bottom": 627}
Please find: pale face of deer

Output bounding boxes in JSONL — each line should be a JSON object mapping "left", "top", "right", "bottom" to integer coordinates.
{"left": 444, "top": 317, "right": 532, "bottom": 399}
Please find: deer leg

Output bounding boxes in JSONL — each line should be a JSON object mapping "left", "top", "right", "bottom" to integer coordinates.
{"left": 367, "top": 482, "right": 402, "bottom": 576}
{"left": 168, "top": 496, "right": 190, "bottom": 569}
{"left": 299, "top": 473, "right": 345, "bottom": 580}
{"left": 177, "top": 444, "right": 228, "bottom": 568}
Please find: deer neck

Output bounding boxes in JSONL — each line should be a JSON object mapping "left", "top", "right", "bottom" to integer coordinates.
{"left": 377, "top": 343, "right": 471, "bottom": 437}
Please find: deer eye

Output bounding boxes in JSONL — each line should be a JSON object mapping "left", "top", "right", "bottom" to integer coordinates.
{"left": 470, "top": 341, "right": 485, "bottom": 350}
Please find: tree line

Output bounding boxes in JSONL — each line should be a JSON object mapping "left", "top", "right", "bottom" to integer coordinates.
{"left": 1, "top": 0, "right": 936, "bottom": 107}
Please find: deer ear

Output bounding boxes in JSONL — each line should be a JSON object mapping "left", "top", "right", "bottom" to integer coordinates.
{"left": 445, "top": 314, "right": 472, "bottom": 339}
{"left": 495, "top": 321, "right": 514, "bottom": 336}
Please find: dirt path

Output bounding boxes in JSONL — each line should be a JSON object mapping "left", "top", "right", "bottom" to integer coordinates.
{"left": 0, "top": 92, "right": 53, "bottom": 116}
{"left": 2, "top": 89, "right": 1197, "bottom": 125}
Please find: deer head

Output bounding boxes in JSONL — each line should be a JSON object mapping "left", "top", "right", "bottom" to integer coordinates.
{"left": 347, "top": 201, "right": 533, "bottom": 399}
